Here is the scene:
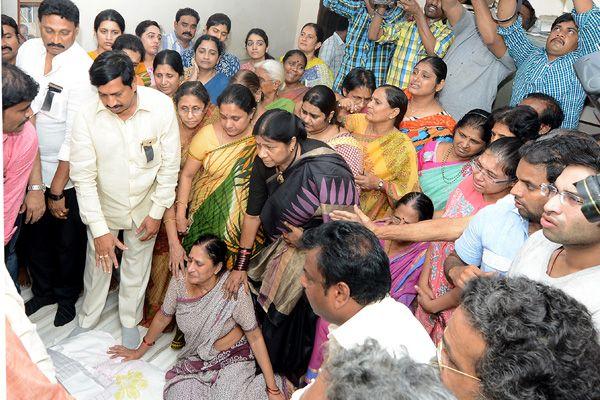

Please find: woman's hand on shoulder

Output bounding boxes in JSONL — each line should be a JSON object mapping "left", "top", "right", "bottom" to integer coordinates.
{"left": 223, "top": 270, "right": 249, "bottom": 300}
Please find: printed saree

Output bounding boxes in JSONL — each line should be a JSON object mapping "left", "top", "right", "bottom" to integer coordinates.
{"left": 302, "top": 57, "right": 334, "bottom": 88}
{"left": 183, "top": 124, "right": 262, "bottom": 265}
{"left": 162, "top": 272, "right": 287, "bottom": 400}
{"left": 418, "top": 140, "right": 472, "bottom": 211}
{"left": 415, "top": 175, "right": 490, "bottom": 344}
{"left": 346, "top": 113, "right": 419, "bottom": 220}
{"left": 399, "top": 111, "right": 456, "bottom": 152}
{"left": 246, "top": 139, "right": 358, "bottom": 380}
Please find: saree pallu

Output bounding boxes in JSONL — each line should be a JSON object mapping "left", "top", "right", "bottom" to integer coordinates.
{"left": 135, "top": 62, "right": 153, "bottom": 87}
{"left": 325, "top": 132, "right": 364, "bottom": 181}
{"left": 142, "top": 107, "right": 220, "bottom": 327}
{"left": 418, "top": 141, "right": 472, "bottom": 211}
{"left": 183, "top": 127, "right": 262, "bottom": 267}
{"left": 415, "top": 176, "right": 489, "bottom": 344}
{"left": 399, "top": 111, "right": 456, "bottom": 152}
{"left": 279, "top": 86, "right": 309, "bottom": 104}
{"left": 347, "top": 114, "right": 419, "bottom": 220}
{"left": 247, "top": 144, "right": 358, "bottom": 381}
{"left": 302, "top": 57, "right": 334, "bottom": 88}
{"left": 388, "top": 241, "right": 429, "bottom": 308}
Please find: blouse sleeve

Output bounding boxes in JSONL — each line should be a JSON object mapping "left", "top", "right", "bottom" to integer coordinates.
{"left": 187, "top": 124, "right": 215, "bottom": 162}
{"left": 246, "top": 155, "right": 270, "bottom": 216}
{"left": 160, "top": 277, "right": 179, "bottom": 317}
{"left": 232, "top": 288, "right": 259, "bottom": 332}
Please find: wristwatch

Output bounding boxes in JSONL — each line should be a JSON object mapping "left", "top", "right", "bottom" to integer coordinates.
{"left": 27, "top": 184, "right": 46, "bottom": 193}
{"left": 48, "top": 191, "right": 65, "bottom": 201}
{"left": 377, "top": 179, "right": 384, "bottom": 191}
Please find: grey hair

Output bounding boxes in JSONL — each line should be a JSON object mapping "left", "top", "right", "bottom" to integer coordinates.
{"left": 255, "top": 59, "right": 285, "bottom": 91}
{"left": 324, "top": 339, "right": 456, "bottom": 400}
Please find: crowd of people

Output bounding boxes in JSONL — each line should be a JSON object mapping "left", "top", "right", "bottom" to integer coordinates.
{"left": 2, "top": 0, "right": 600, "bottom": 399}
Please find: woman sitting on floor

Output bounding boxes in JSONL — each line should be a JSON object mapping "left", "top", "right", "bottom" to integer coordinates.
{"left": 108, "top": 235, "right": 287, "bottom": 400}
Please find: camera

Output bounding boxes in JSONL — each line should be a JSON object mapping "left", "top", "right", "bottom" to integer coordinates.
{"left": 372, "top": 0, "right": 397, "bottom": 8}
{"left": 576, "top": 175, "right": 600, "bottom": 223}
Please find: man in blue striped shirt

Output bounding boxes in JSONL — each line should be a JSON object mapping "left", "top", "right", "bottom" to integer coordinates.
{"left": 323, "top": 0, "right": 404, "bottom": 92}
{"left": 496, "top": 0, "right": 600, "bottom": 129}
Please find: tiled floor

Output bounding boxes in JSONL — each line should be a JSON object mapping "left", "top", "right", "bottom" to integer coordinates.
{"left": 23, "top": 287, "right": 179, "bottom": 370}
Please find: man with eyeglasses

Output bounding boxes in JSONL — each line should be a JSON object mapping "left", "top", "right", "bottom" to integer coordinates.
{"left": 444, "top": 133, "right": 598, "bottom": 287}
{"left": 508, "top": 135, "right": 600, "bottom": 330}
{"left": 440, "top": 275, "right": 600, "bottom": 400}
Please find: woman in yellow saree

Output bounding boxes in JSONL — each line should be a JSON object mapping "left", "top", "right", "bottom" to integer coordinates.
{"left": 345, "top": 85, "right": 419, "bottom": 220}
{"left": 175, "top": 84, "right": 261, "bottom": 268}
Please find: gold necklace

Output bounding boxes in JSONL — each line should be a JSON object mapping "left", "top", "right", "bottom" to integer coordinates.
{"left": 276, "top": 145, "right": 298, "bottom": 184}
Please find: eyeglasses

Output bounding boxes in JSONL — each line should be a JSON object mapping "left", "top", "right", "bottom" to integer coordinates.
{"left": 471, "top": 158, "right": 514, "bottom": 185}
{"left": 540, "top": 183, "right": 584, "bottom": 206}
{"left": 432, "top": 337, "right": 481, "bottom": 382}
{"left": 179, "top": 107, "right": 205, "bottom": 116}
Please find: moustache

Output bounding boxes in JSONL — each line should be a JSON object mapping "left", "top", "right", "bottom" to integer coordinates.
{"left": 47, "top": 43, "right": 65, "bottom": 49}
{"left": 2, "top": 46, "right": 12, "bottom": 51}
{"left": 107, "top": 105, "right": 123, "bottom": 111}
{"left": 183, "top": 32, "right": 192, "bottom": 36}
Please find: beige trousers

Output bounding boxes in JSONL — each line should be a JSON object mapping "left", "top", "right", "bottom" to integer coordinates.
{"left": 78, "top": 227, "right": 156, "bottom": 329}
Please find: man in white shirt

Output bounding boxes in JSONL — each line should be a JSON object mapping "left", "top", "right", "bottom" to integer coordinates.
{"left": 16, "top": 0, "right": 95, "bottom": 327}
{"left": 509, "top": 145, "right": 600, "bottom": 330}
{"left": 295, "top": 221, "right": 435, "bottom": 399}
{"left": 69, "top": 51, "right": 180, "bottom": 348}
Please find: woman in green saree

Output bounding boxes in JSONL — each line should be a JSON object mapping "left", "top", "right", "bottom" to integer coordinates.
{"left": 176, "top": 84, "right": 261, "bottom": 267}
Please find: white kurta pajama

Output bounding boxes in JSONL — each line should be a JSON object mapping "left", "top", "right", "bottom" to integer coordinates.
{"left": 70, "top": 86, "right": 181, "bottom": 328}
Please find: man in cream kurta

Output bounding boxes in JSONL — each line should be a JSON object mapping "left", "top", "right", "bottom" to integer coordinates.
{"left": 69, "top": 51, "right": 180, "bottom": 348}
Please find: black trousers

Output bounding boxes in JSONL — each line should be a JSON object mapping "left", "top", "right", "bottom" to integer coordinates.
{"left": 18, "top": 188, "right": 87, "bottom": 305}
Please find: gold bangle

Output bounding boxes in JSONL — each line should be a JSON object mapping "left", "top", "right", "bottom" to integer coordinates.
{"left": 163, "top": 218, "right": 176, "bottom": 223}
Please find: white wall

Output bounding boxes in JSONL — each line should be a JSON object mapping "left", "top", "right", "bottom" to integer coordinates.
{"left": 1, "top": 0, "right": 303, "bottom": 60}
{"left": 295, "top": 0, "right": 320, "bottom": 38}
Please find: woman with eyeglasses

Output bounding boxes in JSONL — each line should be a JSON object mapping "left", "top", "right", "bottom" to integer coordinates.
{"left": 415, "top": 137, "right": 522, "bottom": 344}
{"left": 304, "top": 192, "right": 435, "bottom": 384}
{"left": 336, "top": 67, "right": 376, "bottom": 124}
{"left": 419, "top": 109, "right": 492, "bottom": 211}
{"left": 141, "top": 81, "right": 219, "bottom": 335}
